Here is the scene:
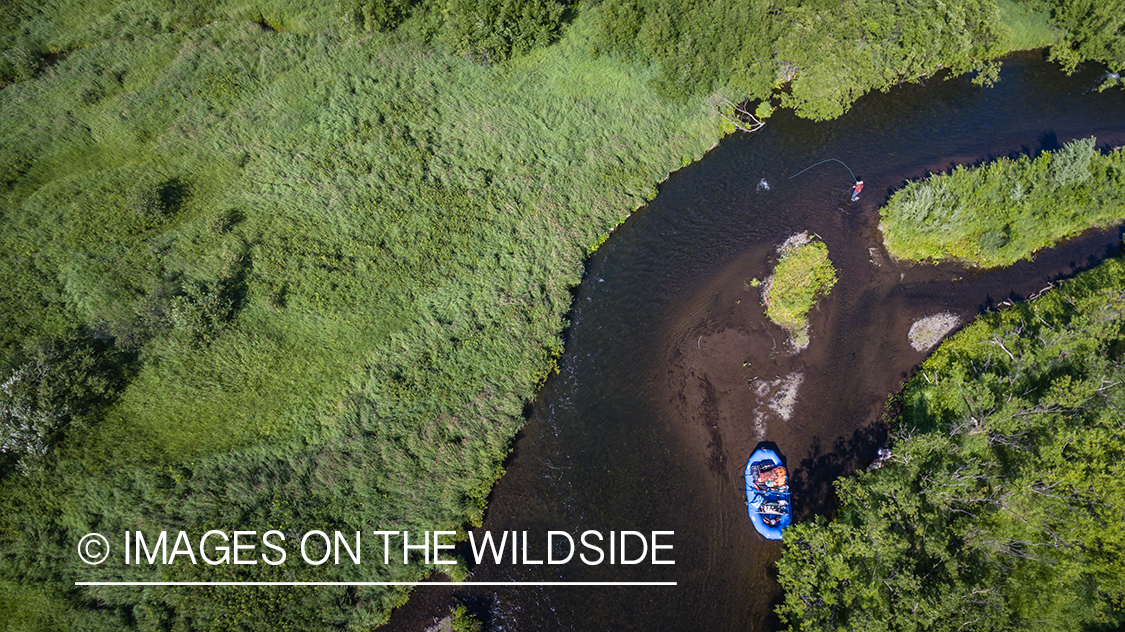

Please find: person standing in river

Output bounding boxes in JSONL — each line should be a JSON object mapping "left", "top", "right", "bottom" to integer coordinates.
{"left": 851, "top": 177, "right": 864, "bottom": 201}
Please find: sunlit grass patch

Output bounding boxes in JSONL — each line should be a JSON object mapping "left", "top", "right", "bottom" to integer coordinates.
{"left": 997, "top": 0, "right": 1060, "bottom": 51}
{"left": 762, "top": 233, "right": 837, "bottom": 351}
{"left": 880, "top": 138, "right": 1125, "bottom": 267}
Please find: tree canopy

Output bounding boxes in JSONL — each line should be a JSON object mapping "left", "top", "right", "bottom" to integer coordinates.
{"left": 777, "top": 256, "right": 1125, "bottom": 631}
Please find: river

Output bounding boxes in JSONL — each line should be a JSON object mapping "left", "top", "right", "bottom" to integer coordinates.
{"left": 381, "top": 51, "right": 1125, "bottom": 631}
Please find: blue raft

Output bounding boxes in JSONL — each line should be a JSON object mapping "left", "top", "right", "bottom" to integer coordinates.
{"left": 745, "top": 447, "right": 791, "bottom": 540}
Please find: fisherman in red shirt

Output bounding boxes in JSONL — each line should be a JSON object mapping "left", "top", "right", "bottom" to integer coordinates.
{"left": 851, "top": 177, "right": 864, "bottom": 201}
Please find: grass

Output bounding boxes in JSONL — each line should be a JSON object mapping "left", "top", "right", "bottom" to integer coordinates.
{"left": 997, "top": 0, "right": 1060, "bottom": 50}
{"left": 0, "top": 7, "right": 723, "bottom": 630}
{"left": 762, "top": 233, "right": 838, "bottom": 350}
{"left": 879, "top": 138, "right": 1125, "bottom": 267}
{"left": 1, "top": 0, "right": 1120, "bottom": 629}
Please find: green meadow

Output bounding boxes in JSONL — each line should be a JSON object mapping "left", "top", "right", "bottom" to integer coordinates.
{"left": 0, "top": 5, "right": 722, "bottom": 629}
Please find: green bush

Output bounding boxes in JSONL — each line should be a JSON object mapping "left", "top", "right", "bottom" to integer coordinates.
{"left": 451, "top": 604, "right": 484, "bottom": 632}
{"left": 1050, "top": 134, "right": 1095, "bottom": 188}
{"left": 762, "top": 234, "right": 838, "bottom": 349}
{"left": 592, "top": 0, "right": 1006, "bottom": 118}
{"left": 0, "top": 336, "right": 130, "bottom": 473}
{"left": 131, "top": 178, "right": 188, "bottom": 222}
{"left": 1040, "top": 0, "right": 1125, "bottom": 73}
{"left": 439, "top": 0, "right": 567, "bottom": 62}
{"left": 340, "top": 0, "right": 419, "bottom": 32}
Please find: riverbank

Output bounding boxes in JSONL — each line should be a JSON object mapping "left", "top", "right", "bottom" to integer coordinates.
{"left": 777, "top": 255, "right": 1125, "bottom": 630}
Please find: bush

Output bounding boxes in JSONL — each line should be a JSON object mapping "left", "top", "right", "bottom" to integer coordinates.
{"left": 131, "top": 178, "right": 189, "bottom": 222}
{"left": 0, "top": 336, "right": 129, "bottom": 473}
{"left": 592, "top": 0, "right": 1005, "bottom": 118}
{"left": 777, "top": 257, "right": 1125, "bottom": 631}
{"left": 340, "top": 0, "right": 419, "bottom": 33}
{"left": 762, "top": 233, "right": 838, "bottom": 350}
{"left": 1041, "top": 0, "right": 1125, "bottom": 73}
{"left": 1050, "top": 135, "right": 1095, "bottom": 188}
{"left": 440, "top": 0, "right": 567, "bottom": 62}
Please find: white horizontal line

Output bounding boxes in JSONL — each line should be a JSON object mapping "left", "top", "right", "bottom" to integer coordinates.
{"left": 76, "top": 581, "right": 677, "bottom": 587}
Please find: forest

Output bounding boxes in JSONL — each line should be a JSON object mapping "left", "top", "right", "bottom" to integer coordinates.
{"left": 776, "top": 256, "right": 1125, "bottom": 631}
{"left": 1, "top": 0, "right": 1123, "bottom": 629}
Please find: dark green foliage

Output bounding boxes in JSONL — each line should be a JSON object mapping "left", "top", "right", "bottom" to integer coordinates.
{"left": 589, "top": 0, "right": 1112, "bottom": 117}
{"left": 340, "top": 0, "right": 420, "bottom": 33}
{"left": 777, "top": 257, "right": 1125, "bottom": 631}
{"left": 1038, "top": 0, "right": 1125, "bottom": 72}
{"left": 592, "top": 0, "right": 777, "bottom": 103}
{"left": 0, "top": 335, "right": 131, "bottom": 474}
{"left": 880, "top": 138, "right": 1125, "bottom": 266}
{"left": 438, "top": 0, "right": 567, "bottom": 62}
{"left": 131, "top": 178, "right": 188, "bottom": 222}
{"left": 451, "top": 604, "right": 484, "bottom": 632}
{"left": 592, "top": 0, "right": 1006, "bottom": 119}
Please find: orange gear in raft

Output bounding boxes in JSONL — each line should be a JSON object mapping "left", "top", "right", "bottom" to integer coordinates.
{"left": 756, "top": 465, "right": 788, "bottom": 488}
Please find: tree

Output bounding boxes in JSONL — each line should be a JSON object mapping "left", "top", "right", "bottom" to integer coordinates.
{"left": 0, "top": 336, "right": 128, "bottom": 474}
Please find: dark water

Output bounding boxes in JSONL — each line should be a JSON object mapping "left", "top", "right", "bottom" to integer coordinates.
{"left": 382, "top": 52, "right": 1125, "bottom": 631}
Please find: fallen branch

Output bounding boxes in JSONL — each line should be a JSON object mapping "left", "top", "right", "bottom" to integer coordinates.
{"left": 716, "top": 97, "right": 765, "bottom": 133}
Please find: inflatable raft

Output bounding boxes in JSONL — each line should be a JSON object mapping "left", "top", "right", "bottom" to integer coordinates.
{"left": 745, "top": 447, "right": 791, "bottom": 540}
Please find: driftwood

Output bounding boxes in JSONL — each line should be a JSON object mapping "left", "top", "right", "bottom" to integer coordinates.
{"left": 716, "top": 97, "right": 765, "bottom": 133}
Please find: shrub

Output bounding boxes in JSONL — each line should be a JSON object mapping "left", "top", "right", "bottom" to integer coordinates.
{"left": 881, "top": 138, "right": 1125, "bottom": 267}
{"left": 0, "top": 336, "right": 129, "bottom": 473}
{"left": 131, "top": 178, "right": 189, "bottom": 222}
{"left": 1050, "top": 135, "right": 1095, "bottom": 188}
{"left": 340, "top": 0, "right": 418, "bottom": 33}
{"left": 440, "top": 0, "right": 566, "bottom": 63}
{"left": 762, "top": 233, "right": 837, "bottom": 350}
{"left": 777, "top": 258, "right": 1125, "bottom": 631}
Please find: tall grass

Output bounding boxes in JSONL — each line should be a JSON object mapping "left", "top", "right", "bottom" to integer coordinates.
{"left": 0, "top": 6, "right": 722, "bottom": 629}
{"left": 996, "top": 0, "right": 1060, "bottom": 51}
{"left": 880, "top": 138, "right": 1125, "bottom": 267}
{"left": 762, "top": 234, "right": 838, "bottom": 350}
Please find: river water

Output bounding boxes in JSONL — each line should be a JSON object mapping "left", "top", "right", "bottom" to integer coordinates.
{"left": 382, "top": 52, "right": 1125, "bottom": 631}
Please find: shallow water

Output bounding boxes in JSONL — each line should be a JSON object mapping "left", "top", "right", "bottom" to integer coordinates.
{"left": 382, "top": 51, "right": 1125, "bottom": 631}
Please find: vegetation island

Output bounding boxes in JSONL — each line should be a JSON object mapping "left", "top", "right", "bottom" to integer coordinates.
{"left": 761, "top": 232, "right": 837, "bottom": 351}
